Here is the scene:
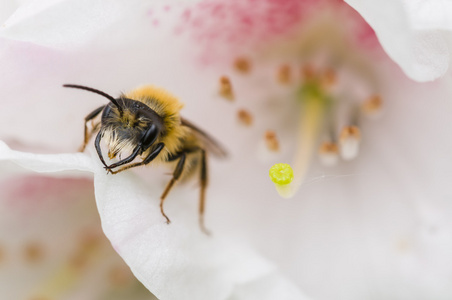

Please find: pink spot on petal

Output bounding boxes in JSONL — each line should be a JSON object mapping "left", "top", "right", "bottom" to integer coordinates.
{"left": 175, "top": 0, "right": 383, "bottom": 65}
{"left": 178, "top": 0, "right": 313, "bottom": 63}
{"left": 1, "top": 176, "right": 94, "bottom": 216}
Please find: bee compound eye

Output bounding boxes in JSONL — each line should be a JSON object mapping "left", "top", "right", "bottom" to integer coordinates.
{"left": 141, "top": 124, "right": 159, "bottom": 150}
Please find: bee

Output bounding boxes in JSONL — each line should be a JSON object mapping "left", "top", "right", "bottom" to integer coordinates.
{"left": 63, "top": 84, "right": 227, "bottom": 233}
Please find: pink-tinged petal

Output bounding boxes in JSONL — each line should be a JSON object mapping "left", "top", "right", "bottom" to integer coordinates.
{"left": 178, "top": 0, "right": 379, "bottom": 64}
{"left": 345, "top": 0, "right": 450, "bottom": 81}
{"left": 2, "top": 0, "right": 452, "bottom": 299}
{"left": 0, "top": 175, "right": 157, "bottom": 300}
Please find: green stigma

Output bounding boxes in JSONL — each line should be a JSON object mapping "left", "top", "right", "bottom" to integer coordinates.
{"left": 269, "top": 163, "right": 294, "bottom": 185}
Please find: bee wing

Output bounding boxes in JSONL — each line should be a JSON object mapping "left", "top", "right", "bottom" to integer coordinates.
{"left": 181, "top": 117, "right": 228, "bottom": 158}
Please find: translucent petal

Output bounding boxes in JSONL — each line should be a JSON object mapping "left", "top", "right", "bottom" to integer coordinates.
{"left": 345, "top": 0, "right": 450, "bottom": 81}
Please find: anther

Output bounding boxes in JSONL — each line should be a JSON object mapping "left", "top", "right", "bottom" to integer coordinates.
{"left": 339, "top": 126, "right": 361, "bottom": 160}
{"left": 318, "top": 142, "right": 339, "bottom": 166}
{"left": 219, "top": 76, "right": 234, "bottom": 100}
{"left": 301, "top": 64, "right": 316, "bottom": 81}
{"left": 108, "top": 266, "right": 133, "bottom": 286}
{"left": 24, "top": 242, "right": 44, "bottom": 264}
{"left": 69, "top": 231, "right": 102, "bottom": 270}
{"left": 277, "top": 64, "right": 292, "bottom": 84}
{"left": 237, "top": 109, "right": 253, "bottom": 126}
{"left": 362, "top": 95, "right": 382, "bottom": 118}
{"left": 264, "top": 130, "right": 280, "bottom": 152}
{"left": 234, "top": 57, "right": 251, "bottom": 73}
{"left": 321, "top": 68, "right": 337, "bottom": 88}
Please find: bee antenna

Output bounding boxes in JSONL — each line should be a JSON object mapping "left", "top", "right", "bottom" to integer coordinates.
{"left": 63, "top": 84, "right": 123, "bottom": 113}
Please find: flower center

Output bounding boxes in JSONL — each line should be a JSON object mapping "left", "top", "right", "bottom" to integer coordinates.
{"left": 216, "top": 53, "right": 382, "bottom": 198}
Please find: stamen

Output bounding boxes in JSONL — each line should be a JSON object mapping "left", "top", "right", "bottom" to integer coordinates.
{"left": 219, "top": 76, "right": 234, "bottom": 100}
{"left": 301, "top": 64, "right": 316, "bottom": 81}
{"left": 362, "top": 95, "right": 382, "bottom": 118}
{"left": 339, "top": 126, "right": 361, "bottom": 160}
{"left": 271, "top": 84, "right": 327, "bottom": 198}
{"left": 277, "top": 64, "right": 291, "bottom": 84}
{"left": 233, "top": 57, "right": 251, "bottom": 73}
{"left": 264, "top": 130, "right": 280, "bottom": 152}
{"left": 318, "top": 142, "right": 339, "bottom": 166}
{"left": 24, "top": 242, "right": 44, "bottom": 264}
{"left": 321, "top": 68, "right": 337, "bottom": 89}
{"left": 269, "top": 163, "right": 294, "bottom": 198}
{"left": 289, "top": 92, "right": 325, "bottom": 195}
{"left": 108, "top": 265, "right": 134, "bottom": 286}
{"left": 237, "top": 109, "right": 253, "bottom": 126}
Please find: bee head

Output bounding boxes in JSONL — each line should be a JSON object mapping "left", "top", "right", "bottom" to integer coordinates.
{"left": 63, "top": 84, "right": 163, "bottom": 160}
{"left": 102, "top": 98, "right": 163, "bottom": 159}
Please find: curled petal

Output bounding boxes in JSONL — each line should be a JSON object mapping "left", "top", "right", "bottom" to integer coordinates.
{"left": 345, "top": 0, "right": 450, "bottom": 81}
{"left": 0, "top": 140, "right": 93, "bottom": 173}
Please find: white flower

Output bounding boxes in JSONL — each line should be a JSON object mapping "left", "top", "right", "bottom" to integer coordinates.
{"left": 1, "top": 0, "right": 452, "bottom": 300}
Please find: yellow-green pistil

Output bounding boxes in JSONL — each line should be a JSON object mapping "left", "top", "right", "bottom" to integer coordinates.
{"left": 269, "top": 163, "right": 294, "bottom": 185}
{"left": 270, "top": 80, "right": 329, "bottom": 198}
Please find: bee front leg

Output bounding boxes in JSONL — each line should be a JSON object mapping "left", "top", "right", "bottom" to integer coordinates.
{"left": 107, "top": 143, "right": 164, "bottom": 174}
{"left": 199, "top": 149, "right": 210, "bottom": 235}
{"left": 95, "top": 130, "right": 109, "bottom": 169}
{"left": 79, "top": 105, "right": 105, "bottom": 152}
{"left": 160, "top": 153, "right": 187, "bottom": 224}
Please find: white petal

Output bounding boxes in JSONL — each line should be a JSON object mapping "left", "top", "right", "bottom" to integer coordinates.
{"left": 93, "top": 163, "right": 308, "bottom": 300}
{"left": 404, "top": 0, "right": 452, "bottom": 31}
{"left": 345, "top": 0, "right": 450, "bottom": 81}
{"left": 0, "top": 140, "right": 94, "bottom": 173}
{"left": 0, "top": 0, "right": 20, "bottom": 25}
{"left": 1, "top": 0, "right": 133, "bottom": 49}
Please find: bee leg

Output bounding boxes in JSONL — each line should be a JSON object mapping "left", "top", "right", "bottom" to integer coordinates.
{"left": 160, "top": 153, "right": 187, "bottom": 224}
{"left": 79, "top": 105, "right": 105, "bottom": 152}
{"left": 108, "top": 143, "right": 164, "bottom": 174}
{"left": 95, "top": 130, "right": 109, "bottom": 168}
{"left": 199, "top": 149, "right": 210, "bottom": 235}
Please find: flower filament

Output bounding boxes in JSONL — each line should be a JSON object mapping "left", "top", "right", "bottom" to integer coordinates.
{"left": 270, "top": 62, "right": 380, "bottom": 198}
